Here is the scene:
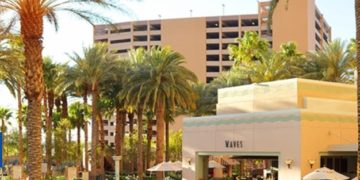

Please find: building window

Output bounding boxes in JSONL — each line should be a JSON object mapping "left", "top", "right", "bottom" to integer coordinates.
{"left": 95, "top": 29, "right": 108, "bottom": 35}
{"left": 222, "top": 20, "right": 238, "bottom": 27}
{"left": 206, "top": 66, "right": 220, "bottom": 72}
{"left": 315, "top": 22, "right": 321, "bottom": 31}
{"left": 104, "top": 130, "right": 108, "bottom": 136}
{"left": 150, "top": 24, "right": 161, "bottom": 30}
{"left": 133, "top": 35, "right": 147, "bottom": 42}
{"left": 110, "top": 143, "right": 115, "bottom": 147}
{"left": 206, "top": 77, "right": 215, "bottom": 83}
{"left": 110, "top": 122, "right": 114, "bottom": 126}
{"left": 110, "top": 39, "right": 131, "bottom": 44}
{"left": 134, "top": 46, "right": 148, "bottom": 50}
{"left": 241, "top": 19, "right": 258, "bottom": 26}
{"left": 222, "top": 32, "right": 239, "bottom": 39}
{"left": 110, "top": 132, "right": 114, "bottom": 136}
{"left": 206, "top": 21, "right": 219, "bottom": 28}
{"left": 105, "top": 140, "right": 109, "bottom": 144}
{"left": 117, "top": 49, "right": 128, "bottom": 54}
{"left": 94, "top": 39, "right": 108, "bottom": 43}
{"left": 222, "top": 54, "right": 230, "bottom": 61}
{"left": 206, "top": 55, "right": 220, "bottom": 61}
{"left": 222, "top": 66, "right": 231, "bottom": 71}
{"left": 133, "top": 24, "right": 147, "bottom": 31}
{"left": 206, "top": 44, "right": 220, "bottom": 50}
{"left": 222, "top": 43, "right": 232, "bottom": 50}
{"left": 103, "top": 120, "right": 109, "bottom": 126}
{"left": 315, "top": 33, "right": 321, "bottom": 44}
{"left": 150, "top": 35, "right": 161, "bottom": 41}
{"left": 110, "top": 28, "right": 131, "bottom": 33}
{"left": 206, "top": 32, "right": 219, "bottom": 39}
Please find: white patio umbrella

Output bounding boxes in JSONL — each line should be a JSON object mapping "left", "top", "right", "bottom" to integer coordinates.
{"left": 351, "top": 177, "right": 357, "bottom": 180}
{"left": 147, "top": 161, "right": 182, "bottom": 172}
{"left": 303, "top": 167, "right": 349, "bottom": 180}
{"left": 172, "top": 161, "right": 182, "bottom": 169}
{"left": 208, "top": 160, "right": 225, "bottom": 169}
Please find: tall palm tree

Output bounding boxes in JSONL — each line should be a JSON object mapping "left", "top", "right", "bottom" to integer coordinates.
{"left": 120, "top": 48, "right": 147, "bottom": 179}
{"left": 0, "top": 34, "right": 25, "bottom": 165}
{"left": 355, "top": 0, "right": 360, "bottom": 177}
{"left": 123, "top": 46, "right": 197, "bottom": 180}
{"left": 0, "top": 107, "right": 12, "bottom": 163}
{"left": 68, "top": 43, "right": 119, "bottom": 178}
{"left": 0, "top": 1, "right": 124, "bottom": 178}
{"left": 69, "top": 102, "right": 89, "bottom": 170}
{"left": 99, "top": 57, "right": 129, "bottom": 173}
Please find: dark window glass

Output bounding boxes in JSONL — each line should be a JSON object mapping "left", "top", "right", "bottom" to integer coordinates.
{"left": 110, "top": 39, "right": 131, "bottom": 44}
{"left": 207, "top": 66, "right": 220, "bottom": 72}
{"left": 207, "top": 55, "right": 219, "bottom": 61}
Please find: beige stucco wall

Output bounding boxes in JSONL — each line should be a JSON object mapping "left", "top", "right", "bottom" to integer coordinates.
{"left": 161, "top": 18, "right": 207, "bottom": 82}
{"left": 183, "top": 110, "right": 302, "bottom": 180}
{"left": 183, "top": 78, "right": 357, "bottom": 180}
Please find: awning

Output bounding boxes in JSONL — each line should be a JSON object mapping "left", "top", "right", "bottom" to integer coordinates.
{"left": 327, "top": 144, "right": 357, "bottom": 152}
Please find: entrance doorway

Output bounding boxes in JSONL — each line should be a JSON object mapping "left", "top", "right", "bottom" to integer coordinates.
{"left": 196, "top": 152, "right": 279, "bottom": 180}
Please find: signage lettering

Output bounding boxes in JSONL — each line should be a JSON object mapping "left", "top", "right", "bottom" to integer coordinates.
{"left": 225, "top": 140, "right": 243, "bottom": 148}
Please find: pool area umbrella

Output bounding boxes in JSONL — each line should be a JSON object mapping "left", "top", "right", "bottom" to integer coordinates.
{"left": 208, "top": 160, "right": 225, "bottom": 169}
{"left": 147, "top": 161, "right": 182, "bottom": 172}
{"left": 172, "top": 161, "right": 182, "bottom": 169}
{"left": 303, "top": 167, "right": 349, "bottom": 180}
{"left": 351, "top": 177, "right": 356, "bottom": 180}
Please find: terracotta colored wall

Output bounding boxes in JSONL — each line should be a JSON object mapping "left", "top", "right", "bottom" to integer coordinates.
{"left": 161, "top": 18, "right": 207, "bottom": 82}
{"left": 272, "top": 0, "right": 316, "bottom": 52}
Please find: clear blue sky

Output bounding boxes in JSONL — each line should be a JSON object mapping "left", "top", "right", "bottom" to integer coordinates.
{"left": 0, "top": 0, "right": 356, "bottom": 113}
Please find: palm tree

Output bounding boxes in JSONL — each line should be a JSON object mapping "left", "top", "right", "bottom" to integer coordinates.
{"left": 306, "top": 40, "right": 356, "bottom": 83}
{"left": 122, "top": 46, "right": 197, "bottom": 180}
{"left": 0, "top": 34, "right": 25, "bottom": 165}
{"left": 120, "top": 48, "right": 147, "bottom": 179}
{"left": 68, "top": 43, "right": 119, "bottom": 178}
{"left": 355, "top": 0, "right": 360, "bottom": 177}
{"left": 69, "top": 102, "right": 89, "bottom": 170}
{"left": 0, "top": 107, "right": 12, "bottom": 163}
{"left": 0, "top": 1, "right": 125, "bottom": 178}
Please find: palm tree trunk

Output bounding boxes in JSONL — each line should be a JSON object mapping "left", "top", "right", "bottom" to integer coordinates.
{"left": 43, "top": 87, "right": 52, "bottom": 177}
{"left": 146, "top": 116, "right": 153, "bottom": 169}
{"left": 165, "top": 121, "right": 169, "bottom": 162}
{"left": 47, "top": 91, "right": 54, "bottom": 173}
{"left": 356, "top": 0, "right": 360, "bottom": 177}
{"left": 121, "top": 111, "right": 126, "bottom": 172}
{"left": 128, "top": 112, "right": 135, "bottom": 172}
{"left": 61, "top": 94, "right": 68, "bottom": 161}
{"left": 77, "top": 118, "right": 81, "bottom": 170}
{"left": 16, "top": 82, "right": 23, "bottom": 166}
{"left": 21, "top": 7, "right": 45, "bottom": 178}
{"left": 137, "top": 105, "right": 144, "bottom": 180}
{"left": 83, "top": 88, "right": 89, "bottom": 171}
{"left": 115, "top": 106, "right": 125, "bottom": 173}
{"left": 90, "top": 85, "right": 99, "bottom": 178}
{"left": 97, "top": 112, "right": 105, "bottom": 177}
{"left": 54, "top": 97, "right": 61, "bottom": 165}
{"left": 155, "top": 101, "right": 165, "bottom": 180}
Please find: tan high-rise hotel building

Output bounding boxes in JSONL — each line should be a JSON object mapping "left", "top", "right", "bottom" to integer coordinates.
{"left": 94, "top": 0, "right": 331, "bottom": 83}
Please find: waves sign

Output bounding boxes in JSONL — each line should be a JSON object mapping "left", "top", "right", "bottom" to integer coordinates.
{"left": 225, "top": 140, "right": 243, "bottom": 148}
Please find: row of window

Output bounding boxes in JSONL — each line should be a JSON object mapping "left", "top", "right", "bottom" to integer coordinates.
{"left": 207, "top": 30, "right": 271, "bottom": 40}
{"left": 206, "top": 54, "right": 230, "bottom": 61}
{"left": 206, "top": 43, "right": 237, "bottom": 50}
{"left": 206, "top": 65, "right": 232, "bottom": 73}
{"left": 95, "top": 24, "right": 161, "bottom": 35}
{"left": 206, "top": 19, "right": 259, "bottom": 28}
